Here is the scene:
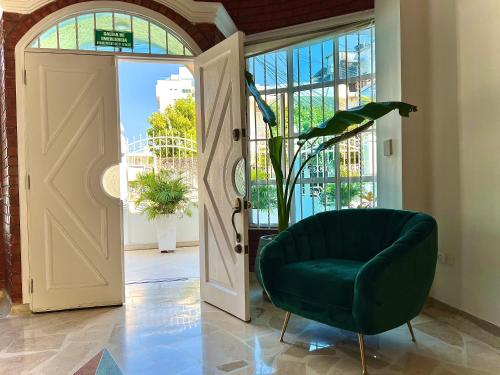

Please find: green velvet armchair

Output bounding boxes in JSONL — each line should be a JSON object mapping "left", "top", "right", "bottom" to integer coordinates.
{"left": 256, "top": 209, "right": 438, "bottom": 374}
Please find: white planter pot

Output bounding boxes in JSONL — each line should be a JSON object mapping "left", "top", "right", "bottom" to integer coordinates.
{"left": 155, "top": 214, "right": 177, "bottom": 252}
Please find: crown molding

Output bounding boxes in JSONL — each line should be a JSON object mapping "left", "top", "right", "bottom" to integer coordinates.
{"left": 0, "top": 0, "right": 237, "bottom": 36}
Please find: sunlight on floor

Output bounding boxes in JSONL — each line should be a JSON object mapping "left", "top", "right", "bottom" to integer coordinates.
{"left": 124, "top": 247, "right": 199, "bottom": 283}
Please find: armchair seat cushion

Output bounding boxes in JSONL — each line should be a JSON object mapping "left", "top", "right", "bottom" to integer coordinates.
{"left": 273, "top": 258, "right": 364, "bottom": 310}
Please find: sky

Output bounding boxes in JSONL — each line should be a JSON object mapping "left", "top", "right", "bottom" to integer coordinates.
{"left": 118, "top": 61, "right": 183, "bottom": 140}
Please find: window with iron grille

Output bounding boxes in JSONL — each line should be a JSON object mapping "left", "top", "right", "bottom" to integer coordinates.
{"left": 247, "top": 24, "right": 376, "bottom": 228}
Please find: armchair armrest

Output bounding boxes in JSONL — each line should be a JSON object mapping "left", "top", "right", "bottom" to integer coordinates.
{"left": 352, "top": 215, "right": 437, "bottom": 335}
{"left": 255, "top": 230, "right": 295, "bottom": 296}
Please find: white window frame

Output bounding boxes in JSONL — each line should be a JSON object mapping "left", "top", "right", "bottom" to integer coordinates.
{"left": 246, "top": 21, "right": 376, "bottom": 228}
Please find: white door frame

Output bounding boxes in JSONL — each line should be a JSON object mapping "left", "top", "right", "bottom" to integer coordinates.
{"left": 14, "top": 1, "right": 201, "bottom": 305}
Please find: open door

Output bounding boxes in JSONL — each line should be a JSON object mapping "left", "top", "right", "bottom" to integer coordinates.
{"left": 195, "top": 32, "right": 250, "bottom": 321}
{"left": 25, "top": 52, "right": 123, "bottom": 312}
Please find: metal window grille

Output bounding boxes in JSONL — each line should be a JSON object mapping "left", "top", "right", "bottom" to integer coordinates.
{"left": 247, "top": 24, "right": 376, "bottom": 228}
{"left": 29, "top": 11, "right": 194, "bottom": 57}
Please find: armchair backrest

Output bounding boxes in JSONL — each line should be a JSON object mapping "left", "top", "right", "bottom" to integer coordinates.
{"left": 281, "top": 209, "right": 424, "bottom": 262}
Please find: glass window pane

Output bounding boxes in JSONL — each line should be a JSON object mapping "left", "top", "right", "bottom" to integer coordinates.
{"left": 323, "top": 39, "right": 334, "bottom": 82}
{"left": 31, "top": 39, "right": 40, "bottom": 48}
{"left": 77, "top": 14, "right": 95, "bottom": 50}
{"left": 253, "top": 55, "right": 265, "bottom": 90}
{"left": 338, "top": 35, "right": 347, "bottom": 80}
{"left": 338, "top": 83, "right": 347, "bottom": 111}
{"left": 150, "top": 24, "right": 167, "bottom": 54}
{"left": 324, "top": 85, "right": 335, "bottom": 118}
{"left": 293, "top": 49, "right": 299, "bottom": 86}
{"left": 360, "top": 79, "right": 374, "bottom": 104}
{"left": 39, "top": 25, "right": 58, "bottom": 49}
{"left": 264, "top": 52, "right": 277, "bottom": 90}
{"left": 362, "top": 182, "right": 375, "bottom": 208}
{"left": 298, "top": 46, "right": 310, "bottom": 85}
{"left": 311, "top": 88, "right": 324, "bottom": 125}
{"left": 275, "top": 51, "right": 287, "bottom": 88}
{"left": 114, "top": 13, "right": 132, "bottom": 53}
{"left": 58, "top": 18, "right": 77, "bottom": 50}
{"left": 96, "top": 12, "right": 114, "bottom": 52}
{"left": 347, "top": 32, "right": 359, "bottom": 79}
{"left": 96, "top": 12, "right": 113, "bottom": 29}
{"left": 310, "top": 43, "right": 322, "bottom": 84}
{"left": 299, "top": 89, "right": 312, "bottom": 132}
{"left": 359, "top": 28, "right": 372, "bottom": 76}
{"left": 168, "top": 33, "right": 184, "bottom": 55}
{"left": 132, "top": 16, "right": 149, "bottom": 53}
{"left": 320, "top": 183, "right": 337, "bottom": 210}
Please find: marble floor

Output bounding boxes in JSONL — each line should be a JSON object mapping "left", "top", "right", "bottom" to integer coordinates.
{"left": 124, "top": 247, "right": 199, "bottom": 283}
{"left": 0, "top": 278, "right": 499, "bottom": 375}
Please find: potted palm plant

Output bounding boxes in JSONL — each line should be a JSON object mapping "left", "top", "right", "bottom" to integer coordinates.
{"left": 245, "top": 71, "right": 417, "bottom": 259}
{"left": 131, "top": 170, "right": 193, "bottom": 253}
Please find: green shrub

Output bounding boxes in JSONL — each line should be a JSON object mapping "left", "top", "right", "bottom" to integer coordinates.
{"left": 130, "top": 170, "right": 193, "bottom": 220}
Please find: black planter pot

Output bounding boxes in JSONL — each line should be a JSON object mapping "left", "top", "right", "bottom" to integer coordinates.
{"left": 256, "top": 234, "right": 277, "bottom": 302}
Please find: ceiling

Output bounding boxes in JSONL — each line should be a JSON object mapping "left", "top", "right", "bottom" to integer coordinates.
{"left": 200, "top": 0, "right": 374, "bottom": 34}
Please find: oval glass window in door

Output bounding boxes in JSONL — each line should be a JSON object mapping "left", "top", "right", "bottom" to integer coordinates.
{"left": 233, "top": 158, "right": 246, "bottom": 197}
{"left": 101, "top": 164, "right": 121, "bottom": 199}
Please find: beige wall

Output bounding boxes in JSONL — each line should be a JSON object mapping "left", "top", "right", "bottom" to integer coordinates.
{"left": 376, "top": 0, "right": 500, "bottom": 326}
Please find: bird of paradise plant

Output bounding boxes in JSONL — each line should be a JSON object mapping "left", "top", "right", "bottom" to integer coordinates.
{"left": 245, "top": 71, "right": 417, "bottom": 232}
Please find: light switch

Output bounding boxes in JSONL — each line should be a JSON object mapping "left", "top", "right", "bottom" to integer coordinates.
{"left": 383, "top": 139, "right": 393, "bottom": 156}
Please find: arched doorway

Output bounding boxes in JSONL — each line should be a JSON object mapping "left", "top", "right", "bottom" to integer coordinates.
{"left": 16, "top": 2, "right": 201, "bottom": 311}
{"left": 13, "top": 1, "right": 251, "bottom": 320}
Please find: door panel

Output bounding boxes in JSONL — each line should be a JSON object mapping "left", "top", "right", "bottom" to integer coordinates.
{"left": 25, "top": 52, "right": 123, "bottom": 312}
{"left": 195, "top": 32, "right": 250, "bottom": 321}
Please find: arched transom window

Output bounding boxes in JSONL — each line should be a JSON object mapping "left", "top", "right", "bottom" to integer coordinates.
{"left": 29, "top": 11, "right": 193, "bottom": 56}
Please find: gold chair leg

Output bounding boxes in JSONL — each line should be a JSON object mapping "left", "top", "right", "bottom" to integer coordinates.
{"left": 358, "top": 333, "right": 368, "bottom": 375}
{"left": 407, "top": 321, "right": 416, "bottom": 342}
{"left": 279, "top": 311, "right": 291, "bottom": 342}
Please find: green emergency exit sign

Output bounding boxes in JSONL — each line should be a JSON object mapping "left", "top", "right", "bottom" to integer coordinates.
{"left": 95, "top": 30, "right": 133, "bottom": 48}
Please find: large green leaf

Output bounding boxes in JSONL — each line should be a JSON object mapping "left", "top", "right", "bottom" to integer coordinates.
{"left": 310, "top": 121, "right": 374, "bottom": 158}
{"left": 245, "top": 71, "right": 277, "bottom": 127}
{"left": 298, "top": 101, "right": 417, "bottom": 142}
{"left": 268, "top": 136, "right": 283, "bottom": 182}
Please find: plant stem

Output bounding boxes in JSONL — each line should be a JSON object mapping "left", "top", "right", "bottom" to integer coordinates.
{"left": 282, "top": 121, "right": 375, "bottom": 223}
{"left": 284, "top": 141, "right": 305, "bottom": 203}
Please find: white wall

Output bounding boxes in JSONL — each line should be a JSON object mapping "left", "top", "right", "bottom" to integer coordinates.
{"left": 374, "top": 0, "right": 402, "bottom": 209}
{"left": 123, "top": 204, "right": 199, "bottom": 249}
{"left": 376, "top": 0, "right": 500, "bottom": 326}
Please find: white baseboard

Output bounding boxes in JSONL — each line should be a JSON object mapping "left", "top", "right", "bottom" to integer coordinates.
{"left": 124, "top": 241, "right": 199, "bottom": 251}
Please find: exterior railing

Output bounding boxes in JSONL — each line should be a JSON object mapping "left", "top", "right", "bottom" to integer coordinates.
{"left": 125, "top": 131, "right": 198, "bottom": 193}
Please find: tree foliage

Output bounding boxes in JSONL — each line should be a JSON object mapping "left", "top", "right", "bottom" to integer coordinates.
{"left": 147, "top": 96, "right": 196, "bottom": 138}
{"left": 147, "top": 97, "right": 196, "bottom": 158}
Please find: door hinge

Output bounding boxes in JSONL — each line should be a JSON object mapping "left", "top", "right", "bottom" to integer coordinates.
{"left": 30, "top": 279, "right": 34, "bottom": 294}
{"left": 23, "top": 69, "right": 27, "bottom": 85}
{"left": 244, "top": 245, "right": 249, "bottom": 254}
{"left": 27, "top": 174, "right": 31, "bottom": 190}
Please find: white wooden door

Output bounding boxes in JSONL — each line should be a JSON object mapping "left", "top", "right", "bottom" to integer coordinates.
{"left": 25, "top": 52, "right": 123, "bottom": 312}
{"left": 195, "top": 32, "right": 250, "bottom": 321}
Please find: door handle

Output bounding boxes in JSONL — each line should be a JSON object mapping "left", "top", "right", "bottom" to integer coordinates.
{"left": 231, "top": 198, "right": 242, "bottom": 244}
